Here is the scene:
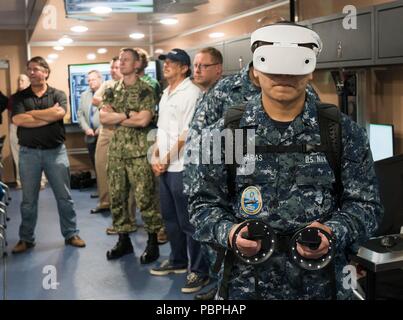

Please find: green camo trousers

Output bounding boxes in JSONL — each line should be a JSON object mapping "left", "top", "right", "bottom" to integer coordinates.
{"left": 107, "top": 156, "right": 163, "bottom": 233}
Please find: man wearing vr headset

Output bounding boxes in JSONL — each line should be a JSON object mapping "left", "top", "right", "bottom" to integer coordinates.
{"left": 184, "top": 26, "right": 320, "bottom": 302}
{"left": 188, "top": 22, "right": 383, "bottom": 299}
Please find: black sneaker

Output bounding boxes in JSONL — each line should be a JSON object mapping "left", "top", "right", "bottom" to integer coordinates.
{"left": 194, "top": 286, "right": 218, "bottom": 300}
{"left": 149, "top": 260, "right": 187, "bottom": 276}
{"left": 181, "top": 272, "right": 209, "bottom": 293}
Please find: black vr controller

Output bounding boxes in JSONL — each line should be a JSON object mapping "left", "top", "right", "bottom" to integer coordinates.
{"left": 290, "top": 226, "right": 335, "bottom": 271}
{"left": 231, "top": 219, "right": 335, "bottom": 270}
{"left": 232, "top": 220, "right": 276, "bottom": 265}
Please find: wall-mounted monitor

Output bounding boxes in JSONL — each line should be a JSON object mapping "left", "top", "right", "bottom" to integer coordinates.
{"left": 145, "top": 60, "right": 158, "bottom": 81}
{"left": 65, "top": 0, "right": 154, "bottom": 16}
{"left": 369, "top": 123, "right": 394, "bottom": 162}
{"left": 374, "top": 154, "right": 403, "bottom": 236}
{"left": 68, "top": 63, "right": 111, "bottom": 124}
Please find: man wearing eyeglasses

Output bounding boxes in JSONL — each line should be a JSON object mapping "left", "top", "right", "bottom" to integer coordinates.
{"left": 184, "top": 48, "right": 261, "bottom": 301}
{"left": 11, "top": 56, "right": 86, "bottom": 253}
{"left": 187, "top": 47, "right": 224, "bottom": 300}
{"left": 192, "top": 47, "right": 223, "bottom": 93}
{"left": 184, "top": 56, "right": 261, "bottom": 200}
{"left": 77, "top": 70, "right": 103, "bottom": 179}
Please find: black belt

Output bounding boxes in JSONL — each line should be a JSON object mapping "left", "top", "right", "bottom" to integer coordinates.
{"left": 22, "top": 144, "right": 60, "bottom": 150}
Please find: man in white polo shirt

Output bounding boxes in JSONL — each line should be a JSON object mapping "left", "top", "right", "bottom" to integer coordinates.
{"left": 150, "top": 48, "right": 209, "bottom": 294}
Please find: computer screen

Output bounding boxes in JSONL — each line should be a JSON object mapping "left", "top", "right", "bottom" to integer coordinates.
{"left": 145, "top": 60, "right": 158, "bottom": 80}
{"left": 374, "top": 154, "right": 403, "bottom": 236}
{"left": 65, "top": 0, "right": 154, "bottom": 15}
{"left": 369, "top": 124, "right": 394, "bottom": 161}
{"left": 68, "top": 63, "right": 111, "bottom": 124}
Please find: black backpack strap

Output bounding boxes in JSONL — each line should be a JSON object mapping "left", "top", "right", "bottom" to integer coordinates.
{"left": 207, "top": 105, "right": 247, "bottom": 300}
{"left": 316, "top": 102, "right": 343, "bottom": 208}
{"left": 224, "top": 104, "right": 247, "bottom": 199}
{"left": 223, "top": 104, "right": 247, "bottom": 128}
{"left": 217, "top": 250, "right": 236, "bottom": 300}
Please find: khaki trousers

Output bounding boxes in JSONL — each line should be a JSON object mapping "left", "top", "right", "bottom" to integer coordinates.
{"left": 95, "top": 127, "right": 114, "bottom": 208}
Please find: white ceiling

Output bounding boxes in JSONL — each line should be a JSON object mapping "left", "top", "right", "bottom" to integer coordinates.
{"left": 29, "top": 0, "right": 290, "bottom": 50}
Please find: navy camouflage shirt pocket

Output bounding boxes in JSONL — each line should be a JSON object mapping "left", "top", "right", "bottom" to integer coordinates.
{"left": 291, "top": 152, "right": 336, "bottom": 223}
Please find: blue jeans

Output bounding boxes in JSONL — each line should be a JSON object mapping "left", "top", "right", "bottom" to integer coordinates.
{"left": 159, "top": 171, "right": 208, "bottom": 276}
{"left": 19, "top": 144, "right": 79, "bottom": 243}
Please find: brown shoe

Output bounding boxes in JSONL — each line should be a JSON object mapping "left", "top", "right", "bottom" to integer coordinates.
{"left": 65, "top": 235, "right": 86, "bottom": 248}
{"left": 106, "top": 225, "right": 137, "bottom": 235}
{"left": 12, "top": 240, "right": 35, "bottom": 254}
{"left": 157, "top": 228, "right": 168, "bottom": 245}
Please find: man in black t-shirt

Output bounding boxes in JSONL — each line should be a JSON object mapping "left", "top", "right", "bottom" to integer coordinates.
{"left": 11, "top": 56, "right": 86, "bottom": 253}
{"left": 0, "top": 90, "right": 8, "bottom": 124}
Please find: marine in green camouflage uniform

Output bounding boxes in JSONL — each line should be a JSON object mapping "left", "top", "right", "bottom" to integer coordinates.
{"left": 107, "top": 78, "right": 162, "bottom": 235}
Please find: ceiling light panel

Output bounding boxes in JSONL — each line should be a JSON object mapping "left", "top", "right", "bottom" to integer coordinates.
{"left": 58, "top": 36, "right": 74, "bottom": 44}
{"left": 97, "top": 48, "right": 108, "bottom": 54}
{"left": 71, "top": 25, "right": 89, "bottom": 33}
{"left": 209, "top": 32, "right": 225, "bottom": 38}
{"left": 129, "top": 33, "right": 145, "bottom": 39}
{"left": 160, "top": 18, "right": 178, "bottom": 25}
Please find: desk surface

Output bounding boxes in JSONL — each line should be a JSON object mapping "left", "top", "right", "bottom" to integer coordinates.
{"left": 351, "top": 234, "right": 403, "bottom": 272}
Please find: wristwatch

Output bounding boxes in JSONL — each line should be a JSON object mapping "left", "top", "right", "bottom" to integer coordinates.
{"left": 125, "top": 110, "right": 130, "bottom": 119}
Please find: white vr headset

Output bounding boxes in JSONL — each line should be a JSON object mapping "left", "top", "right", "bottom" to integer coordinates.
{"left": 251, "top": 24, "right": 323, "bottom": 75}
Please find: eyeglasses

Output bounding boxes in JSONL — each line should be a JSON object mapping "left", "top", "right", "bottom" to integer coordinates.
{"left": 193, "top": 63, "right": 219, "bottom": 71}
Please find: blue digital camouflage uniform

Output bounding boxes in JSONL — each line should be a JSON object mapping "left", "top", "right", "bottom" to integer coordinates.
{"left": 184, "top": 64, "right": 259, "bottom": 195}
{"left": 188, "top": 90, "right": 383, "bottom": 299}
{"left": 184, "top": 63, "right": 319, "bottom": 194}
{"left": 191, "top": 64, "right": 259, "bottom": 131}
{"left": 183, "top": 64, "right": 260, "bottom": 279}
{"left": 183, "top": 63, "right": 320, "bottom": 282}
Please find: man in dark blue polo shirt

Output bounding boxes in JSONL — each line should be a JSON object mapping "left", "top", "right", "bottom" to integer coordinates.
{"left": 11, "top": 56, "right": 86, "bottom": 253}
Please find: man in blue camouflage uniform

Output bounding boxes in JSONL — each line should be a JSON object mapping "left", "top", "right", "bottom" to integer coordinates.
{"left": 184, "top": 63, "right": 261, "bottom": 209}
{"left": 187, "top": 22, "right": 383, "bottom": 300}
{"left": 190, "top": 62, "right": 259, "bottom": 135}
{"left": 184, "top": 43, "right": 320, "bottom": 303}
{"left": 187, "top": 47, "right": 225, "bottom": 300}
